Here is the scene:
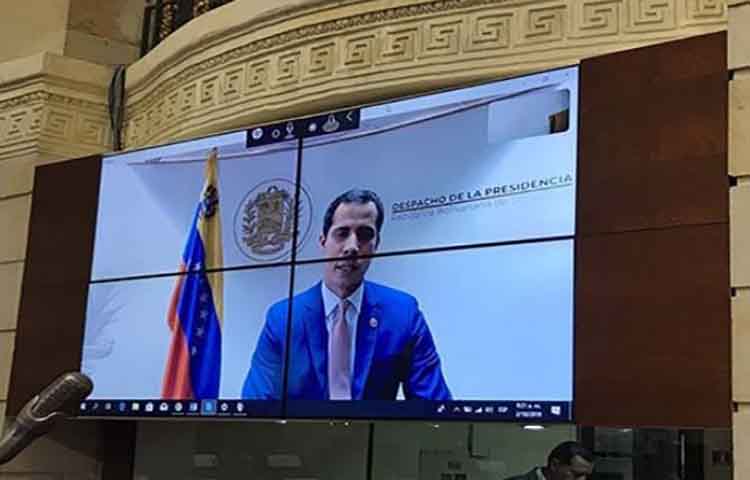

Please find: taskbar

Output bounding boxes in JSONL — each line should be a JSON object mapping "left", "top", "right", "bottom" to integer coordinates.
{"left": 286, "top": 400, "right": 571, "bottom": 422}
{"left": 78, "top": 399, "right": 571, "bottom": 422}
{"left": 78, "top": 399, "right": 281, "bottom": 419}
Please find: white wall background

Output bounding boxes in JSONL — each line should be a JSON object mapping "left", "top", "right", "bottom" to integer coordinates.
{"left": 91, "top": 132, "right": 299, "bottom": 280}
{"left": 297, "top": 84, "right": 576, "bottom": 261}
{"left": 83, "top": 266, "right": 291, "bottom": 399}
{"left": 293, "top": 240, "right": 574, "bottom": 401}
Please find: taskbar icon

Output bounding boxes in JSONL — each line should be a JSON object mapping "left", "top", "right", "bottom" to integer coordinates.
{"left": 432, "top": 400, "right": 571, "bottom": 422}
{"left": 78, "top": 399, "right": 253, "bottom": 418}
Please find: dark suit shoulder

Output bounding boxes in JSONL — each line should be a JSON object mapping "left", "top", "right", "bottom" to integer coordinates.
{"left": 271, "top": 281, "right": 420, "bottom": 319}
{"left": 266, "top": 285, "right": 315, "bottom": 329}
{"left": 265, "top": 296, "right": 288, "bottom": 323}
{"left": 267, "top": 283, "right": 320, "bottom": 318}
{"left": 365, "top": 280, "right": 418, "bottom": 308}
{"left": 267, "top": 296, "right": 288, "bottom": 314}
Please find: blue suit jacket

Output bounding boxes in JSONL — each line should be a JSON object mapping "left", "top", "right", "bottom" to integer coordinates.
{"left": 242, "top": 281, "right": 451, "bottom": 400}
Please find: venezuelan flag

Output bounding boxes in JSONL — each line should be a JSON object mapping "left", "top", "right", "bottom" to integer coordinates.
{"left": 161, "top": 148, "right": 223, "bottom": 399}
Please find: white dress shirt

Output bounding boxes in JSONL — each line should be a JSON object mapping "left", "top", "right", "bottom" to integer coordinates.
{"left": 321, "top": 281, "right": 363, "bottom": 377}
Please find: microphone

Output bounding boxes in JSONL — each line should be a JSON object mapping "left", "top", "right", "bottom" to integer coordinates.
{"left": 0, "top": 372, "right": 93, "bottom": 465}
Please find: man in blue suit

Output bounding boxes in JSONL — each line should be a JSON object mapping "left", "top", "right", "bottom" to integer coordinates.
{"left": 242, "top": 189, "right": 451, "bottom": 400}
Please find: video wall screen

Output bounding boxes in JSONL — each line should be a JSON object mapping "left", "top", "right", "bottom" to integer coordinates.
{"left": 79, "top": 66, "right": 578, "bottom": 421}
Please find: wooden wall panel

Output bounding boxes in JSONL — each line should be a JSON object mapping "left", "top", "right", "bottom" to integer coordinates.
{"left": 7, "top": 156, "right": 101, "bottom": 416}
{"left": 5, "top": 155, "right": 137, "bottom": 479}
{"left": 575, "top": 32, "right": 730, "bottom": 427}
{"left": 575, "top": 224, "right": 730, "bottom": 427}
{"left": 577, "top": 33, "right": 728, "bottom": 236}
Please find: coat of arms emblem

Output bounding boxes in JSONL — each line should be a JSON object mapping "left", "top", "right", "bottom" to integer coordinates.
{"left": 242, "top": 186, "right": 293, "bottom": 255}
{"left": 201, "top": 185, "right": 219, "bottom": 219}
{"left": 234, "top": 179, "right": 313, "bottom": 261}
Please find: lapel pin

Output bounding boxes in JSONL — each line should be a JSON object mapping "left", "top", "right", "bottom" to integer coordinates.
{"left": 369, "top": 317, "right": 378, "bottom": 329}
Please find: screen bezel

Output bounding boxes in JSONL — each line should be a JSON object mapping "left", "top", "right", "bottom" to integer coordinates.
{"left": 79, "top": 64, "right": 580, "bottom": 423}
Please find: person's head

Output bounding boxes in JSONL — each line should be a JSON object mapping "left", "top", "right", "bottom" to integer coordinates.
{"left": 320, "top": 189, "right": 385, "bottom": 298}
{"left": 545, "top": 441, "right": 594, "bottom": 480}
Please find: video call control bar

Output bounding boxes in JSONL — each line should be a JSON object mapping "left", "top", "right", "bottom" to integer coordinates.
{"left": 246, "top": 108, "right": 361, "bottom": 148}
{"left": 78, "top": 399, "right": 571, "bottom": 422}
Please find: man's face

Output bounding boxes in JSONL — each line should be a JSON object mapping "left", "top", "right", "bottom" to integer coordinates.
{"left": 548, "top": 455, "right": 593, "bottom": 480}
{"left": 320, "top": 201, "right": 379, "bottom": 296}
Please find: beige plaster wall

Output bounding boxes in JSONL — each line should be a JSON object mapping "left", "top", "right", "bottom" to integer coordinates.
{"left": 0, "top": 3, "right": 130, "bottom": 479}
{"left": 66, "top": 0, "right": 145, "bottom": 65}
{"left": 0, "top": 6, "right": 135, "bottom": 476}
{"left": 0, "top": 0, "right": 70, "bottom": 64}
{"left": 68, "top": 0, "right": 144, "bottom": 46}
{"left": 0, "top": 0, "right": 70, "bottom": 62}
{"left": 0, "top": 0, "right": 143, "bottom": 66}
{"left": 0, "top": 16, "right": 113, "bottom": 480}
{"left": 731, "top": 1, "right": 750, "bottom": 478}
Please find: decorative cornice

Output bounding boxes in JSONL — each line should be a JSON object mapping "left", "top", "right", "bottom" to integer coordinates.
{"left": 0, "top": 52, "right": 112, "bottom": 161}
{"left": 128, "top": 0, "right": 568, "bottom": 110}
{"left": 46, "top": 93, "right": 108, "bottom": 112}
{"left": 0, "top": 89, "right": 111, "bottom": 157}
{"left": 0, "top": 92, "right": 106, "bottom": 113}
{"left": 125, "top": 0, "right": 727, "bottom": 148}
{"left": 0, "top": 92, "right": 50, "bottom": 112}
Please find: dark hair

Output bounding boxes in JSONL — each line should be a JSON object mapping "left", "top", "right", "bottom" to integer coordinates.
{"left": 548, "top": 441, "right": 594, "bottom": 466}
{"left": 322, "top": 189, "right": 385, "bottom": 239}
